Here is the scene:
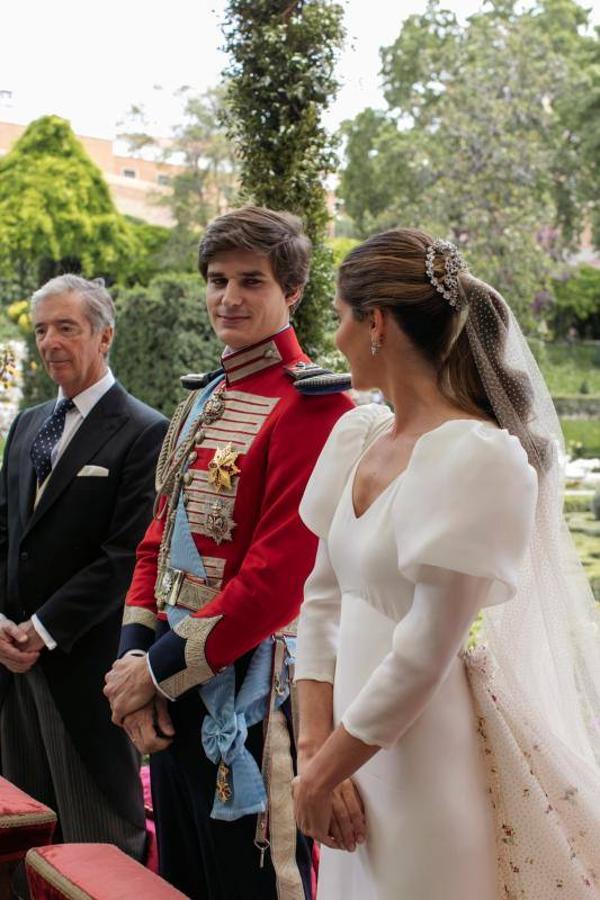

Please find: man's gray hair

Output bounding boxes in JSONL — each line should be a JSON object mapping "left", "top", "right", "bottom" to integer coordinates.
{"left": 31, "top": 274, "right": 115, "bottom": 332}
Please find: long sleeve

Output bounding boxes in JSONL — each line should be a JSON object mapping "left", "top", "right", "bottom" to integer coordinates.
{"left": 118, "top": 509, "right": 164, "bottom": 655}
{"left": 147, "top": 394, "right": 352, "bottom": 699}
{"left": 0, "top": 413, "right": 19, "bottom": 607}
{"left": 342, "top": 421, "right": 539, "bottom": 749}
{"left": 342, "top": 571, "right": 490, "bottom": 749}
{"left": 35, "top": 418, "right": 167, "bottom": 652}
{"left": 295, "top": 540, "right": 342, "bottom": 684}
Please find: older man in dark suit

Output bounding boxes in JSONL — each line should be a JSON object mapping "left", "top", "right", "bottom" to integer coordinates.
{"left": 0, "top": 274, "right": 168, "bottom": 860}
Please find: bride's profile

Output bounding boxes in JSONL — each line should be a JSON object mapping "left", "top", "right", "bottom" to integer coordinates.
{"left": 293, "top": 228, "right": 600, "bottom": 899}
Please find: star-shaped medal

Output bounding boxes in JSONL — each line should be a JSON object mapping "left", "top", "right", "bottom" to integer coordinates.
{"left": 207, "top": 443, "right": 241, "bottom": 493}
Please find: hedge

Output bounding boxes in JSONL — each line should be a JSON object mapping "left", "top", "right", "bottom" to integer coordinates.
{"left": 111, "top": 274, "right": 222, "bottom": 417}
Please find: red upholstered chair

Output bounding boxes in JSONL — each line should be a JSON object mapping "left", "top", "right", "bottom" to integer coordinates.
{"left": 26, "top": 844, "right": 187, "bottom": 899}
{"left": 0, "top": 776, "right": 56, "bottom": 863}
{"left": 0, "top": 776, "right": 56, "bottom": 900}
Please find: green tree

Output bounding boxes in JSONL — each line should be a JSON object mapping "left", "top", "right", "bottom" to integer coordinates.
{"left": 125, "top": 218, "right": 173, "bottom": 285}
{"left": 0, "top": 116, "right": 138, "bottom": 300}
{"left": 111, "top": 274, "right": 222, "bottom": 416}
{"left": 119, "top": 87, "right": 239, "bottom": 273}
{"left": 338, "top": 0, "right": 598, "bottom": 326}
{"left": 551, "top": 265, "right": 600, "bottom": 338}
{"left": 222, "top": 0, "right": 345, "bottom": 352}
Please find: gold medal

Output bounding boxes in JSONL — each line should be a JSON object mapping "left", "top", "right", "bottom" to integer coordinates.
{"left": 208, "top": 443, "right": 241, "bottom": 493}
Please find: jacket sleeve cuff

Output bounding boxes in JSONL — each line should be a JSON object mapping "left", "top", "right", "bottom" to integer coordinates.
{"left": 118, "top": 606, "right": 158, "bottom": 657}
{"left": 146, "top": 614, "right": 221, "bottom": 699}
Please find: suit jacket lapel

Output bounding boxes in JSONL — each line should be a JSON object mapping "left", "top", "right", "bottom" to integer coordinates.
{"left": 19, "top": 402, "right": 53, "bottom": 529}
{"left": 23, "top": 384, "right": 129, "bottom": 536}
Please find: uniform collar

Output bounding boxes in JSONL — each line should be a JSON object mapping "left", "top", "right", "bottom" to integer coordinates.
{"left": 221, "top": 326, "right": 303, "bottom": 385}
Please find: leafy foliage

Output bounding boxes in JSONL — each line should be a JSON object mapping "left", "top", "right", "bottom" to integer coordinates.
{"left": 551, "top": 266, "right": 600, "bottom": 338}
{"left": 0, "top": 116, "right": 138, "bottom": 296}
{"left": 337, "top": 0, "right": 599, "bottom": 327}
{"left": 124, "top": 218, "right": 173, "bottom": 286}
{"left": 6, "top": 300, "right": 55, "bottom": 406}
{"left": 111, "top": 274, "right": 222, "bottom": 416}
{"left": 119, "top": 87, "right": 239, "bottom": 273}
{"left": 222, "top": 0, "right": 345, "bottom": 353}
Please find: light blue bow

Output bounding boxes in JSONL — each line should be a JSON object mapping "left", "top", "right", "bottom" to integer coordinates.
{"left": 200, "top": 637, "right": 295, "bottom": 820}
{"left": 165, "top": 373, "right": 295, "bottom": 820}
{"left": 201, "top": 640, "right": 273, "bottom": 820}
{"left": 168, "top": 603, "right": 294, "bottom": 820}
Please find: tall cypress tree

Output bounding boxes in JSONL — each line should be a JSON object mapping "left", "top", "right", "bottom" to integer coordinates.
{"left": 222, "top": 0, "right": 345, "bottom": 352}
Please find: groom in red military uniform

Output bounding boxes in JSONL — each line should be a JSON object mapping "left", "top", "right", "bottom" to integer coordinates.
{"left": 105, "top": 206, "right": 352, "bottom": 899}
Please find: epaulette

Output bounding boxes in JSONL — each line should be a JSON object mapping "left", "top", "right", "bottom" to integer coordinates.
{"left": 285, "top": 362, "right": 352, "bottom": 396}
{"left": 294, "top": 372, "right": 352, "bottom": 395}
{"left": 180, "top": 367, "right": 224, "bottom": 391}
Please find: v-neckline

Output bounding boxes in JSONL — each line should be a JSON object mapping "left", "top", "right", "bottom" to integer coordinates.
{"left": 349, "top": 416, "right": 498, "bottom": 521}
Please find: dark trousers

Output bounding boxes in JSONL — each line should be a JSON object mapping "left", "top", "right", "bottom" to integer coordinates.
{"left": 151, "top": 687, "right": 312, "bottom": 900}
{"left": 0, "top": 666, "right": 146, "bottom": 857}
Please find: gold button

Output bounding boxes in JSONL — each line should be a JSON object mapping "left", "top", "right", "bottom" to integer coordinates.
{"left": 188, "top": 451, "right": 197, "bottom": 465}
{"left": 195, "top": 429, "right": 205, "bottom": 445}
{"left": 183, "top": 471, "right": 193, "bottom": 485}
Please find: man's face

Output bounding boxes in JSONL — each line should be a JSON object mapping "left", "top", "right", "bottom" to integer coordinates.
{"left": 205, "top": 251, "right": 300, "bottom": 350}
{"left": 32, "top": 291, "right": 112, "bottom": 398}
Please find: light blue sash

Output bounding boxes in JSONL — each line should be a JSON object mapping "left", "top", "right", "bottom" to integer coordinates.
{"left": 166, "top": 373, "right": 293, "bottom": 820}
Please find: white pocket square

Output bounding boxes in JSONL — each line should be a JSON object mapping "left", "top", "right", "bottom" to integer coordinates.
{"left": 77, "top": 465, "right": 109, "bottom": 478}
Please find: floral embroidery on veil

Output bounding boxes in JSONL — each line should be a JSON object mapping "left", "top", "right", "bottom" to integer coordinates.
{"left": 465, "top": 646, "right": 600, "bottom": 898}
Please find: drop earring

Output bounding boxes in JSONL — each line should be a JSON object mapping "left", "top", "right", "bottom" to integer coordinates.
{"left": 370, "top": 339, "right": 382, "bottom": 356}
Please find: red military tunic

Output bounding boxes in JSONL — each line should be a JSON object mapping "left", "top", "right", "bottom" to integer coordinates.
{"left": 120, "top": 326, "right": 353, "bottom": 697}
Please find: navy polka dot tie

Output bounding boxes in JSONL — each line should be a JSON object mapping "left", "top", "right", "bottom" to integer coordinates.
{"left": 30, "top": 398, "right": 75, "bottom": 486}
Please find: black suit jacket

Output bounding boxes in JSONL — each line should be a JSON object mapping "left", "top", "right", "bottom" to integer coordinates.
{"left": 0, "top": 381, "right": 168, "bottom": 826}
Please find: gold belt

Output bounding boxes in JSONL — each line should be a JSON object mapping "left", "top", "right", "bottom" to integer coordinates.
{"left": 155, "top": 568, "right": 219, "bottom": 613}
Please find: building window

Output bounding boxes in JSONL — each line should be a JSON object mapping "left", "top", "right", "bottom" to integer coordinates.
{"left": 122, "top": 169, "right": 137, "bottom": 179}
{"left": 157, "top": 174, "right": 171, "bottom": 186}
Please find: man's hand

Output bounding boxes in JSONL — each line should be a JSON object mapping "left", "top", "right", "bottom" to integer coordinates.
{"left": 16, "top": 620, "right": 45, "bottom": 652}
{"left": 104, "top": 655, "right": 156, "bottom": 724}
{"left": 123, "top": 697, "right": 175, "bottom": 754}
{"left": 0, "top": 618, "right": 40, "bottom": 673}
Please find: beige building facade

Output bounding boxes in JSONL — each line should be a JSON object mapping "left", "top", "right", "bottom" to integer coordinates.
{"left": 0, "top": 120, "right": 180, "bottom": 227}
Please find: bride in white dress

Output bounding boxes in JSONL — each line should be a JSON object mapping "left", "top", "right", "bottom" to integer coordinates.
{"left": 292, "top": 229, "right": 600, "bottom": 899}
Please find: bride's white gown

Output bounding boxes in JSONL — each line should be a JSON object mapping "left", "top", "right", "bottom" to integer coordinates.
{"left": 296, "top": 404, "right": 600, "bottom": 900}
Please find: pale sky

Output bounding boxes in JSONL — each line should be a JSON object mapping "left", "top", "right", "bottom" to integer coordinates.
{"left": 1, "top": 0, "right": 598, "bottom": 142}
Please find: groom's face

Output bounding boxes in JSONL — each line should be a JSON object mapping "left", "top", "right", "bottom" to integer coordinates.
{"left": 205, "top": 250, "right": 300, "bottom": 351}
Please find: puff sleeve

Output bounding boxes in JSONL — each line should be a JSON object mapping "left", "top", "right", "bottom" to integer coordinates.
{"left": 393, "top": 421, "right": 538, "bottom": 604}
{"left": 296, "top": 404, "right": 393, "bottom": 683}
{"left": 341, "top": 422, "right": 538, "bottom": 750}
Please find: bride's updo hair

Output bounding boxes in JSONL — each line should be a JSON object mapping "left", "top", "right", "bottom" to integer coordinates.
{"left": 338, "top": 229, "right": 488, "bottom": 415}
{"left": 337, "top": 228, "right": 551, "bottom": 472}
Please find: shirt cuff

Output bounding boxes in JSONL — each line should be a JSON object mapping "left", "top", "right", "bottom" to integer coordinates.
{"left": 32, "top": 614, "right": 57, "bottom": 651}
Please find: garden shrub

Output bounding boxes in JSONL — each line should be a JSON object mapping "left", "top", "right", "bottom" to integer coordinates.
{"left": 111, "top": 274, "right": 221, "bottom": 417}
